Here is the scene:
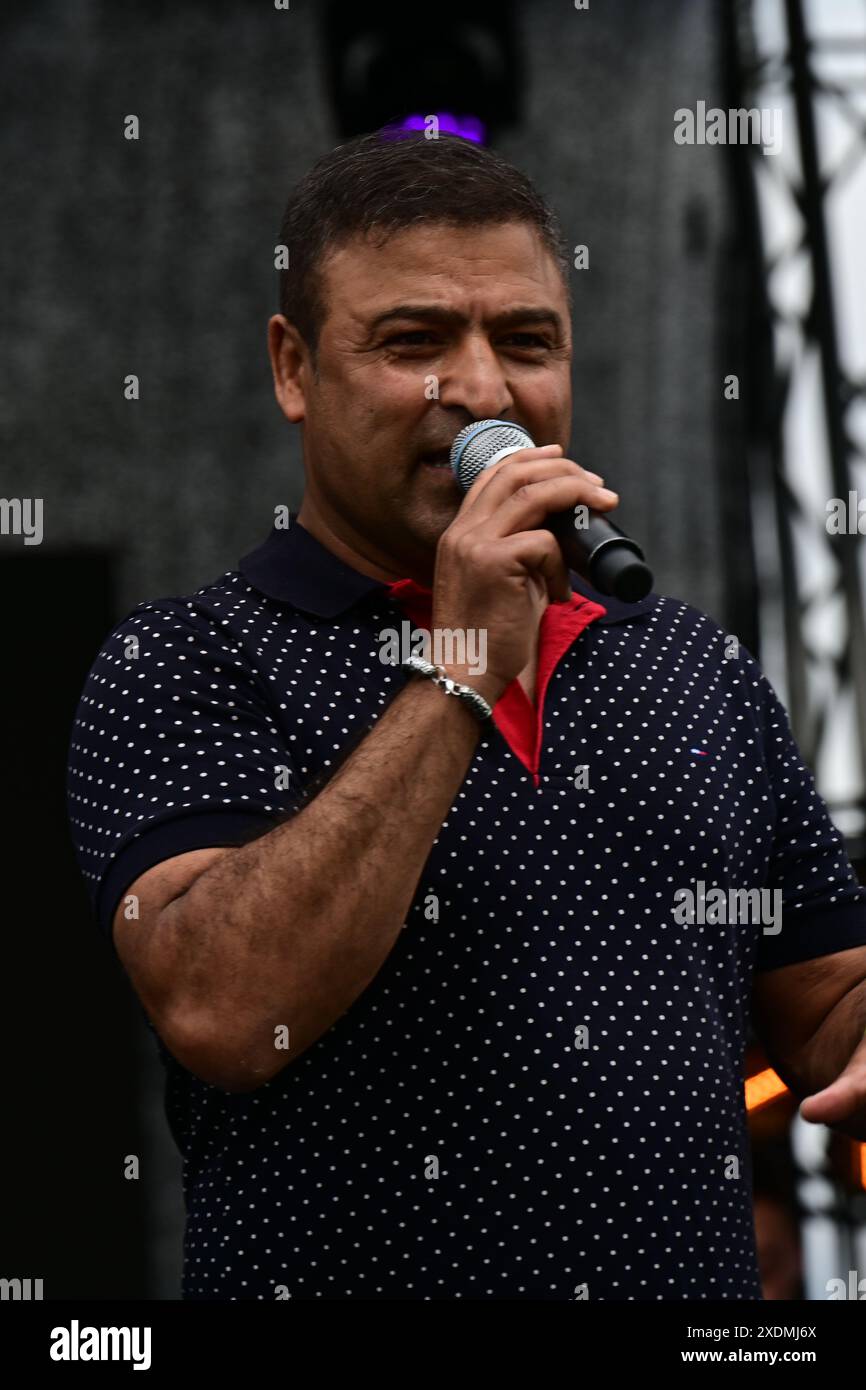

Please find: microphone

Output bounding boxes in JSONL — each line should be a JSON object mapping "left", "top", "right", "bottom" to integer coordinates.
{"left": 449, "top": 419, "right": 653, "bottom": 603}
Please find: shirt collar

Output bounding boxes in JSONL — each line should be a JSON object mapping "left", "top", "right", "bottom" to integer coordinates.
{"left": 238, "top": 512, "right": 657, "bottom": 625}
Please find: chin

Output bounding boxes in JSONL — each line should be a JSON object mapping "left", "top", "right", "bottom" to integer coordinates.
{"left": 404, "top": 489, "right": 459, "bottom": 532}
{"left": 424, "top": 503, "right": 462, "bottom": 544}
{"left": 390, "top": 515, "right": 448, "bottom": 575}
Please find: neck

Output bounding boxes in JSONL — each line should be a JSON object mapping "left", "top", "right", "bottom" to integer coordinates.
{"left": 296, "top": 499, "right": 434, "bottom": 587}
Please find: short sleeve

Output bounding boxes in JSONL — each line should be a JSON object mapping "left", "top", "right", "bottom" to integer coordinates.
{"left": 749, "top": 657, "right": 866, "bottom": 970}
{"left": 66, "top": 601, "right": 302, "bottom": 946}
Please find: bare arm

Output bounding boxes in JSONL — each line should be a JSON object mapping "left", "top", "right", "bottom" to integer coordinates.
{"left": 117, "top": 448, "right": 617, "bottom": 1093}
{"left": 752, "top": 946, "right": 866, "bottom": 1140}
{"left": 126, "top": 675, "right": 490, "bottom": 1092}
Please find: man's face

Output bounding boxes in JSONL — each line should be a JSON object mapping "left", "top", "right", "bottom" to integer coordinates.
{"left": 275, "top": 220, "right": 572, "bottom": 575}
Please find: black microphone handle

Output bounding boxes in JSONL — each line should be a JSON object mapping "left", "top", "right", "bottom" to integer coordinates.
{"left": 546, "top": 508, "right": 654, "bottom": 604}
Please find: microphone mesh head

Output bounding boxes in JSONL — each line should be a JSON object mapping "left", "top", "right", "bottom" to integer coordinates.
{"left": 450, "top": 419, "right": 535, "bottom": 490}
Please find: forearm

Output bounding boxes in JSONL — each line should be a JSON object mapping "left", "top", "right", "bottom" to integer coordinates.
{"left": 156, "top": 677, "right": 486, "bottom": 1088}
{"left": 799, "top": 976, "right": 866, "bottom": 1097}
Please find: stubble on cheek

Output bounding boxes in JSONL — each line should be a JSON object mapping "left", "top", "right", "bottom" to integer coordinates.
{"left": 404, "top": 485, "right": 464, "bottom": 555}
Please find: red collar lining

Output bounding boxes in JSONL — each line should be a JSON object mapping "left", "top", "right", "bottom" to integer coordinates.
{"left": 386, "top": 579, "right": 607, "bottom": 787}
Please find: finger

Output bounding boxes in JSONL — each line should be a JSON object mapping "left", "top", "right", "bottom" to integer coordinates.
{"left": 495, "top": 528, "right": 572, "bottom": 604}
{"left": 459, "top": 446, "right": 605, "bottom": 521}
{"left": 800, "top": 1038, "right": 866, "bottom": 1125}
{"left": 458, "top": 445, "right": 562, "bottom": 514}
{"left": 480, "top": 471, "right": 619, "bottom": 542}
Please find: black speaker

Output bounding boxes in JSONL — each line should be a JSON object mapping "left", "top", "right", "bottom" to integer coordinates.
{"left": 0, "top": 549, "right": 149, "bottom": 1299}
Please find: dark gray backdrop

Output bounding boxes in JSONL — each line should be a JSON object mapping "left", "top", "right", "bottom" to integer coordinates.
{"left": 0, "top": 0, "right": 751, "bottom": 1297}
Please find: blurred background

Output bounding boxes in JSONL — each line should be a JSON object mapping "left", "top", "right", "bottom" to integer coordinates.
{"left": 1, "top": 0, "right": 865, "bottom": 1298}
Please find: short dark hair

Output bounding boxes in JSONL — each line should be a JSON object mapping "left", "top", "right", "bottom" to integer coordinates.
{"left": 277, "top": 129, "right": 572, "bottom": 368}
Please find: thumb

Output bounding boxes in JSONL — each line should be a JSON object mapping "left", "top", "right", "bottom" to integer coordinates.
{"left": 799, "top": 1031, "right": 866, "bottom": 1126}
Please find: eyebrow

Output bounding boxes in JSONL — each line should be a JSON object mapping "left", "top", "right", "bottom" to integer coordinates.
{"left": 366, "top": 304, "right": 565, "bottom": 338}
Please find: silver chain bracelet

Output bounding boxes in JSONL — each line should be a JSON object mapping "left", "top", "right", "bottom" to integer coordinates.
{"left": 399, "top": 654, "right": 493, "bottom": 724}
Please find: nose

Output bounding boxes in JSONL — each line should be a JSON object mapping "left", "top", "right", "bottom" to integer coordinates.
{"left": 436, "top": 330, "right": 514, "bottom": 422}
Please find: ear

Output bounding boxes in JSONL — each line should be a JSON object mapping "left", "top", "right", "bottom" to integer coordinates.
{"left": 267, "top": 315, "right": 310, "bottom": 423}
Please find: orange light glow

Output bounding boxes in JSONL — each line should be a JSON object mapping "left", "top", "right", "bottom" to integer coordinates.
{"left": 745, "top": 1067, "right": 789, "bottom": 1111}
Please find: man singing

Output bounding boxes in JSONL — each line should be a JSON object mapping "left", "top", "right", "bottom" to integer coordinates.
{"left": 67, "top": 130, "right": 866, "bottom": 1300}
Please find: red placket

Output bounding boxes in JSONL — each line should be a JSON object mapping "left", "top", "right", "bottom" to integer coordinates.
{"left": 387, "top": 578, "right": 607, "bottom": 787}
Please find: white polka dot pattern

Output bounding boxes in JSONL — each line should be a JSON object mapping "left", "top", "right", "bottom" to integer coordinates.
{"left": 65, "top": 549, "right": 866, "bottom": 1300}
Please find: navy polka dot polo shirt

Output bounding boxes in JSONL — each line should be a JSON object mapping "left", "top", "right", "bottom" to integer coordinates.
{"left": 66, "top": 514, "right": 866, "bottom": 1300}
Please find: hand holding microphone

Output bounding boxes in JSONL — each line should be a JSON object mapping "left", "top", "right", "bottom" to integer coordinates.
{"left": 450, "top": 420, "right": 653, "bottom": 603}
{"left": 431, "top": 431, "right": 634, "bottom": 707}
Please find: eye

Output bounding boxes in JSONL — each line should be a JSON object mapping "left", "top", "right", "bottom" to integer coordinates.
{"left": 383, "top": 330, "right": 553, "bottom": 350}
{"left": 504, "top": 333, "right": 551, "bottom": 348}
{"left": 385, "top": 331, "right": 437, "bottom": 345}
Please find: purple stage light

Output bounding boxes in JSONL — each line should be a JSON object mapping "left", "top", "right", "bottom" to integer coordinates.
{"left": 392, "top": 112, "right": 487, "bottom": 144}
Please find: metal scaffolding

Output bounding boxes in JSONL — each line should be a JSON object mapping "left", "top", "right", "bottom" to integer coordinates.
{"left": 733, "top": 0, "right": 866, "bottom": 859}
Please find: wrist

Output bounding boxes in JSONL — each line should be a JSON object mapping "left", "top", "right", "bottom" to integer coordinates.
{"left": 399, "top": 656, "right": 497, "bottom": 724}
{"left": 438, "top": 665, "right": 505, "bottom": 708}
{"left": 400, "top": 671, "right": 488, "bottom": 735}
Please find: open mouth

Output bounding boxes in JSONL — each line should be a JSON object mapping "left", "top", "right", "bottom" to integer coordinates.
{"left": 419, "top": 450, "right": 453, "bottom": 470}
